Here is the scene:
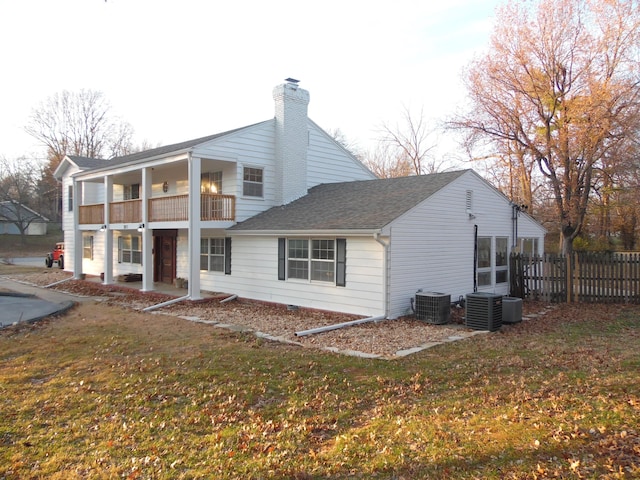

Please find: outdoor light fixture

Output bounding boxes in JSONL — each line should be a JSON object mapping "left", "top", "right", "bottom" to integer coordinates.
{"left": 99, "top": 224, "right": 107, "bottom": 232}
{"left": 137, "top": 223, "right": 145, "bottom": 232}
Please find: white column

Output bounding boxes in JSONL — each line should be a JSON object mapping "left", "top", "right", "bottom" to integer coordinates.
{"left": 187, "top": 154, "right": 202, "bottom": 299}
{"left": 141, "top": 167, "right": 153, "bottom": 291}
{"left": 72, "top": 179, "right": 83, "bottom": 279}
{"left": 103, "top": 176, "right": 113, "bottom": 284}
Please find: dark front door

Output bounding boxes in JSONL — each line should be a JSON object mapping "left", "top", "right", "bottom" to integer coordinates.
{"left": 154, "top": 231, "right": 177, "bottom": 284}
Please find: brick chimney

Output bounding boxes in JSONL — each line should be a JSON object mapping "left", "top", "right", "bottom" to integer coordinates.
{"left": 273, "top": 79, "right": 310, "bottom": 205}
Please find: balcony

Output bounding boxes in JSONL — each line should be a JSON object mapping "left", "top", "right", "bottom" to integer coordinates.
{"left": 78, "top": 194, "right": 235, "bottom": 225}
{"left": 110, "top": 199, "right": 142, "bottom": 223}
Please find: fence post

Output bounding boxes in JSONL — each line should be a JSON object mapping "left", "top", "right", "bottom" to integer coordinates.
{"left": 566, "top": 253, "right": 573, "bottom": 303}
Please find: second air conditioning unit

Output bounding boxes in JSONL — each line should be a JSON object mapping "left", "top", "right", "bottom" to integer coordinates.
{"left": 415, "top": 292, "right": 451, "bottom": 324}
{"left": 465, "top": 292, "right": 503, "bottom": 331}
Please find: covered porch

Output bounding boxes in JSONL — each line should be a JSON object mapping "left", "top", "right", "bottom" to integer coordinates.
{"left": 71, "top": 156, "right": 236, "bottom": 301}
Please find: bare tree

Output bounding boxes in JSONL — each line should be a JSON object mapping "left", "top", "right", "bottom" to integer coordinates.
{"left": 326, "top": 128, "right": 362, "bottom": 159}
{"left": 361, "top": 142, "right": 413, "bottom": 178}
{"left": 378, "top": 106, "right": 441, "bottom": 176}
{"left": 0, "top": 157, "right": 46, "bottom": 244}
{"left": 450, "top": 0, "right": 640, "bottom": 254}
{"left": 26, "top": 89, "right": 134, "bottom": 162}
{"left": 25, "top": 89, "right": 135, "bottom": 220}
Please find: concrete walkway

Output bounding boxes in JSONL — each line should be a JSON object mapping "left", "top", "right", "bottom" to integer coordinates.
{"left": 0, "top": 276, "right": 90, "bottom": 328}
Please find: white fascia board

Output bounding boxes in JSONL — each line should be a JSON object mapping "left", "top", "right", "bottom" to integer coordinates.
{"left": 227, "top": 229, "right": 380, "bottom": 237}
{"left": 53, "top": 156, "right": 78, "bottom": 180}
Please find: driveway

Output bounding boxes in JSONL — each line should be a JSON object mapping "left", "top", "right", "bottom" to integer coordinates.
{"left": 8, "top": 257, "right": 47, "bottom": 268}
{"left": 0, "top": 277, "right": 88, "bottom": 327}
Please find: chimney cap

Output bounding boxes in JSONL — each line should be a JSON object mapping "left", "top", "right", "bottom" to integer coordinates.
{"left": 285, "top": 77, "right": 300, "bottom": 84}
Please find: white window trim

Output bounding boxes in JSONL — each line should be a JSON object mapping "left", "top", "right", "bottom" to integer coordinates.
{"left": 495, "top": 236, "right": 508, "bottom": 284}
{"left": 242, "top": 165, "right": 264, "bottom": 198}
{"left": 286, "top": 238, "right": 336, "bottom": 284}
{"left": 477, "top": 236, "right": 492, "bottom": 287}
{"left": 118, "top": 235, "right": 142, "bottom": 265}
{"left": 200, "top": 237, "right": 225, "bottom": 273}
{"left": 83, "top": 234, "right": 93, "bottom": 260}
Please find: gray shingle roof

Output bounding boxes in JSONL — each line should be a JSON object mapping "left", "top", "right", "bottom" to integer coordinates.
{"left": 0, "top": 201, "right": 49, "bottom": 222}
{"left": 229, "top": 170, "right": 469, "bottom": 232}
{"left": 67, "top": 155, "right": 108, "bottom": 169}
{"left": 84, "top": 121, "right": 271, "bottom": 173}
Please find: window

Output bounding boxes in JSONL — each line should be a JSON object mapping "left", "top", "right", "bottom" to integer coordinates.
{"left": 83, "top": 234, "right": 93, "bottom": 260}
{"left": 118, "top": 235, "right": 141, "bottom": 264}
{"left": 477, "top": 237, "right": 492, "bottom": 287}
{"left": 518, "top": 237, "right": 539, "bottom": 256}
{"left": 311, "top": 239, "right": 335, "bottom": 282}
{"left": 287, "top": 239, "right": 309, "bottom": 280}
{"left": 243, "top": 167, "right": 263, "bottom": 197}
{"left": 200, "top": 238, "right": 231, "bottom": 274}
{"left": 68, "top": 185, "right": 73, "bottom": 211}
{"left": 495, "top": 237, "right": 508, "bottom": 284}
{"left": 124, "top": 183, "right": 140, "bottom": 200}
{"left": 201, "top": 172, "right": 223, "bottom": 194}
{"left": 201, "top": 238, "right": 225, "bottom": 272}
{"left": 280, "top": 238, "right": 346, "bottom": 286}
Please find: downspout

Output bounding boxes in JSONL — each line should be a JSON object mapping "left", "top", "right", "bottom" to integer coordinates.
{"left": 295, "top": 315, "right": 386, "bottom": 337}
{"left": 512, "top": 203, "right": 519, "bottom": 248}
{"left": 473, "top": 224, "right": 478, "bottom": 292}
{"left": 142, "top": 295, "right": 190, "bottom": 312}
{"left": 374, "top": 231, "right": 390, "bottom": 318}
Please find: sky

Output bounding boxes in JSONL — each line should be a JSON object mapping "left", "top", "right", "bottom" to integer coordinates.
{"left": 0, "top": 0, "right": 501, "bottom": 165}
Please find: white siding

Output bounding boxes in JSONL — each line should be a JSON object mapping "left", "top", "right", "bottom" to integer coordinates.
{"left": 306, "top": 124, "right": 375, "bottom": 186}
{"left": 82, "top": 183, "right": 104, "bottom": 204}
{"left": 176, "top": 229, "right": 189, "bottom": 279}
{"left": 386, "top": 171, "right": 546, "bottom": 319}
{"left": 61, "top": 167, "right": 77, "bottom": 273}
{"left": 200, "top": 235, "right": 385, "bottom": 317}
{"left": 193, "top": 122, "right": 277, "bottom": 222}
{"left": 80, "top": 232, "right": 103, "bottom": 276}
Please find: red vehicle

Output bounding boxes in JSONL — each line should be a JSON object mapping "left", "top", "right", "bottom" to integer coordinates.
{"left": 45, "top": 242, "right": 64, "bottom": 269}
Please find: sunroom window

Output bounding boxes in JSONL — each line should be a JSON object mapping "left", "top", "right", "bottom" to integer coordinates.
{"left": 495, "top": 237, "right": 508, "bottom": 284}
{"left": 477, "top": 236, "right": 492, "bottom": 287}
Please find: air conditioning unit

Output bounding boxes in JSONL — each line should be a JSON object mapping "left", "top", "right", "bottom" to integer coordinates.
{"left": 465, "top": 292, "right": 503, "bottom": 331}
{"left": 415, "top": 292, "right": 451, "bottom": 324}
{"left": 502, "top": 296, "right": 523, "bottom": 324}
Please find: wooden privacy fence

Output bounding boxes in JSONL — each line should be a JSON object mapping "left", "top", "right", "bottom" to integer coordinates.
{"left": 510, "top": 252, "right": 640, "bottom": 303}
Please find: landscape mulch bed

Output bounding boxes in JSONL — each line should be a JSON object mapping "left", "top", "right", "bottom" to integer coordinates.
{"left": 7, "top": 271, "right": 548, "bottom": 357}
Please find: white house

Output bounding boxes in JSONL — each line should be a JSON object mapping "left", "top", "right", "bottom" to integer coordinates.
{"left": 54, "top": 80, "right": 545, "bottom": 318}
{"left": 0, "top": 201, "right": 49, "bottom": 236}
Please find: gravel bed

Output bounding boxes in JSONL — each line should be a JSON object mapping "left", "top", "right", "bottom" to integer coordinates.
{"left": 8, "top": 271, "right": 522, "bottom": 357}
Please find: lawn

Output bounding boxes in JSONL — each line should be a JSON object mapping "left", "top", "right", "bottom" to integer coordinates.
{"left": 0, "top": 299, "right": 638, "bottom": 479}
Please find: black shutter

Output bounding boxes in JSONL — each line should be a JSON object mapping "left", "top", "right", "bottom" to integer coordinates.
{"left": 336, "top": 238, "right": 346, "bottom": 287}
{"left": 278, "top": 238, "right": 286, "bottom": 280}
{"left": 224, "top": 237, "right": 232, "bottom": 275}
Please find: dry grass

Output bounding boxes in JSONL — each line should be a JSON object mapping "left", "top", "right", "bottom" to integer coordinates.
{"left": 0, "top": 295, "right": 639, "bottom": 479}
